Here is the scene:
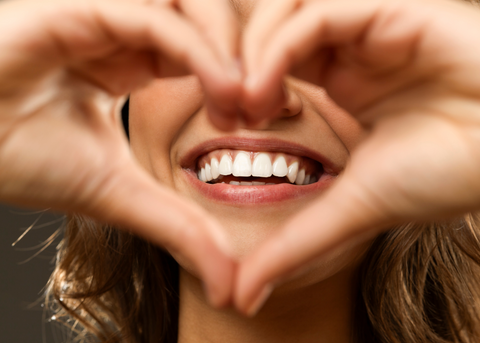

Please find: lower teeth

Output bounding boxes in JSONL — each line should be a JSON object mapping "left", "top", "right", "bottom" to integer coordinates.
{"left": 228, "top": 181, "right": 278, "bottom": 186}
{"left": 203, "top": 175, "right": 318, "bottom": 185}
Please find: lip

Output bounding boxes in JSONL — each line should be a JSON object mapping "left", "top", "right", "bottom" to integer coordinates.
{"left": 184, "top": 170, "right": 336, "bottom": 204}
{"left": 180, "top": 137, "right": 340, "bottom": 205}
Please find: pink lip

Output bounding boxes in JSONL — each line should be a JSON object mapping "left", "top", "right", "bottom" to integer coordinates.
{"left": 183, "top": 169, "right": 336, "bottom": 204}
{"left": 180, "top": 137, "right": 340, "bottom": 205}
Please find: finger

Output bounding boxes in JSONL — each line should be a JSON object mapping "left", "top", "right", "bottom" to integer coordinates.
{"left": 0, "top": 0, "right": 240, "bottom": 114}
{"left": 94, "top": 0, "right": 243, "bottom": 104}
{"left": 80, "top": 0, "right": 243, "bottom": 130}
{"left": 69, "top": 50, "right": 161, "bottom": 96}
{"left": 83, "top": 162, "right": 235, "bottom": 308}
{"left": 179, "top": 0, "right": 239, "bottom": 69}
{"left": 241, "top": 0, "right": 304, "bottom": 126}
{"left": 243, "top": 0, "right": 382, "bottom": 123}
{"left": 176, "top": 0, "right": 242, "bottom": 130}
{"left": 244, "top": 0, "right": 443, "bottom": 121}
{"left": 234, "top": 172, "right": 388, "bottom": 315}
{"left": 243, "top": 0, "right": 303, "bottom": 76}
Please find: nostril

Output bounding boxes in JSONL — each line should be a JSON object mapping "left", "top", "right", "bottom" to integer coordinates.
{"left": 280, "top": 83, "right": 303, "bottom": 118}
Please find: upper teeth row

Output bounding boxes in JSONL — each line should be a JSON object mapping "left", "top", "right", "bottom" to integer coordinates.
{"left": 197, "top": 151, "right": 316, "bottom": 185}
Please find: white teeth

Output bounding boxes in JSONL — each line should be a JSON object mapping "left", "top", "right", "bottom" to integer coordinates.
{"left": 198, "top": 151, "right": 317, "bottom": 185}
{"left": 232, "top": 151, "right": 252, "bottom": 177}
{"left": 287, "top": 162, "right": 298, "bottom": 183}
{"left": 210, "top": 158, "right": 220, "bottom": 179}
{"left": 252, "top": 153, "right": 272, "bottom": 177}
{"left": 219, "top": 155, "right": 233, "bottom": 175}
{"left": 272, "top": 156, "right": 288, "bottom": 177}
{"left": 304, "top": 174, "right": 311, "bottom": 185}
{"left": 205, "top": 163, "right": 212, "bottom": 181}
{"left": 295, "top": 169, "right": 305, "bottom": 185}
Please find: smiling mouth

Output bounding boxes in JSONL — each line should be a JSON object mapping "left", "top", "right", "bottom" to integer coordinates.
{"left": 196, "top": 149, "right": 323, "bottom": 186}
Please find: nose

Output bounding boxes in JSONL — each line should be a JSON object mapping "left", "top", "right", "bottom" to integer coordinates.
{"left": 280, "top": 82, "right": 303, "bottom": 118}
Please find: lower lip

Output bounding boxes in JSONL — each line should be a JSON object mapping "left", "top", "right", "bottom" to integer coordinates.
{"left": 183, "top": 169, "right": 336, "bottom": 205}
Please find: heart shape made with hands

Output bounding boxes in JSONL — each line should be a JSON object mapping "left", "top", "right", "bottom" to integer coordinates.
{"left": 2, "top": 0, "right": 480, "bottom": 317}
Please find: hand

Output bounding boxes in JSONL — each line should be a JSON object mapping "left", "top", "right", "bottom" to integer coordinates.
{"left": 236, "top": 0, "right": 480, "bottom": 315}
{"left": 0, "top": 0, "right": 241, "bottom": 307}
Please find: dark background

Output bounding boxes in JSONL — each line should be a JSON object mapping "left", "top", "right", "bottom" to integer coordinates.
{"left": 0, "top": 83, "right": 130, "bottom": 343}
{"left": 0, "top": 204, "right": 64, "bottom": 343}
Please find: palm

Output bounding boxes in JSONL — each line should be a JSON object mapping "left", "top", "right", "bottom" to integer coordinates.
{"left": 345, "top": 105, "right": 480, "bottom": 224}
{"left": 0, "top": 75, "right": 127, "bottom": 211}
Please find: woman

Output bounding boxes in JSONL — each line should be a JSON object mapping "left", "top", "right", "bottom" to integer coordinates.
{"left": 2, "top": 0, "right": 480, "bottom": 342}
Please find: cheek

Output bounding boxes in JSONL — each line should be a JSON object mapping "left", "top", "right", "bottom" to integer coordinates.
{"left": 288, "top": 73, "right": 367, "bottom": 151}
{"left": 128, "top": 76, "right": 204, "bottom": 184}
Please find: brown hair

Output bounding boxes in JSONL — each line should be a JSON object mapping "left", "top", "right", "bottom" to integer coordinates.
{"left": 45, "top": 214, "right": 480, "bottom": 343}
{"left": 354, "top": 214, "right": 480, "bottom": 343}
{"left": 46, "top": 216, "right": 179, "bottom": 343}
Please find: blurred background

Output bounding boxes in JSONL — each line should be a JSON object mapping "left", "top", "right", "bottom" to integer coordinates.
{"left": 0, "top": 204, "right": 63, "bottom": 343}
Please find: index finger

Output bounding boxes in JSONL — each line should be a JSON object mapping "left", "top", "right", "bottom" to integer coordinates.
{"left": 178, "top": 0, "right": 243, "bottom": 131}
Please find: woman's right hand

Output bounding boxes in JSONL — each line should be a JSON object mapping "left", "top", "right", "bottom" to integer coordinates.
{"left": 0, "top": 0, "right": 240, "bottom": 307}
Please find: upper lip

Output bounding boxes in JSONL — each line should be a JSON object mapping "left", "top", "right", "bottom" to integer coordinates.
{"left": 180, "top": 137, "right": 341, "bottom": 174}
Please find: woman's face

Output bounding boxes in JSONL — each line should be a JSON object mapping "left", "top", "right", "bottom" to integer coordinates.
{"left": 129, "top": 0, "right": 369, "bottom": 291}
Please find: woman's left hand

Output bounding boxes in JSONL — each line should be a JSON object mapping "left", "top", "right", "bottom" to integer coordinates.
{"left": 236, "top": 0, "right": 480, "bottom": 315}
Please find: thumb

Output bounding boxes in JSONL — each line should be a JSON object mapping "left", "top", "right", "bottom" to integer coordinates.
{"left": 234, "top": 171, "right": 388, "bottom": 316}
{"left": 82, "top": 162, "right": 235, "bottom": 308}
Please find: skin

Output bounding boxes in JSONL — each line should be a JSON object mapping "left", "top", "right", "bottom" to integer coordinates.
{"left": 1, "top": 0, "right": 480, "bottom": 331}
{"left": 130, "top": 71, "right": 367, "bottom": 341}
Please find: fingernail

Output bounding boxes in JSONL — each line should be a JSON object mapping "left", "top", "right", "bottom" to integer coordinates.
{"left": 246, "top": 284, "right": 274, "bottom": 317}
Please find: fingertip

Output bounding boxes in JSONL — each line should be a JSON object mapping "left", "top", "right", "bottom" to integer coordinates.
{"left": 242, "top": 74, "right": 286, "bottom": 125}
{"left": 206, "top": 101, "right": 241, "bottom": 131}
{"left": 204, "top": 254, "right": 237, "bottom": 308}
{"left": 245, "top": 283, "right": 274, "bottom": 317}
{"left": 234, "top": 262, "right": 274, "bottom": 316}
{"left": 241, "top": 100, "right": 284, "bottom": 130}
{"left": 243, "top": 117, "right": 271, "bottom": 130}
